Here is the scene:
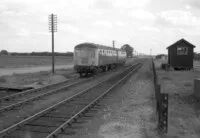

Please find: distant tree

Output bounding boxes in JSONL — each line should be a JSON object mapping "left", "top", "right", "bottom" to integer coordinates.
{"left": 121, "top": 44, "right": 133, "bottom": 58}
{"left": 0, "top": 50, "right": 8, "bottom": 55}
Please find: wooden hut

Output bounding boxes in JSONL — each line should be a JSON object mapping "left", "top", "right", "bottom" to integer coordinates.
{"left": 167, "top": 38, "right": 196, "bottom": 70}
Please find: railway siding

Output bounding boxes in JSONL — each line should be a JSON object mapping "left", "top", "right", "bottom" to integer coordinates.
{"left": 0, "top": 78, "right": 84, "bottom": 112}
{"left": 0, "top": 77, "right": 77, "bottom": 102}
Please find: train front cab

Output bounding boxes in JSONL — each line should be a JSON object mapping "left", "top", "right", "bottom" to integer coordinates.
{"left": 74, "top": 47, "right": 98, "bottom": 77}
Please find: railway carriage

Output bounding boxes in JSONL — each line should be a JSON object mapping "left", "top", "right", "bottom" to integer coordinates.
{"left": 74, "top": 43, "right": 126, "bottom": 77}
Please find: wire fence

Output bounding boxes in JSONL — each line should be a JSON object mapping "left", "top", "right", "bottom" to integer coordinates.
{"left": 152, "top": 59, "right": 168, "bottom": 133}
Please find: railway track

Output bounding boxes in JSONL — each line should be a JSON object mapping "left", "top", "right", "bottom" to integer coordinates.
{"left": 0, "top": 60, "right": 140, "bottom": 114}
{"left": 0, "top": 62, "right": 142, "bottom": 138}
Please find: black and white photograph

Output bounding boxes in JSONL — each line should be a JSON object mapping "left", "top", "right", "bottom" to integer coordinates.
{"left": 0, "top": 0, "right": 200, "bottom": 137}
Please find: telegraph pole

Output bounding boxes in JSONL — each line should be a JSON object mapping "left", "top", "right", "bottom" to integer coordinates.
{"left": 49, "top": 14, "right": 57, "bottom": 74}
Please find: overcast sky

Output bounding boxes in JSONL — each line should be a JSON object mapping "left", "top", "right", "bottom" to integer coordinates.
{"left": 1, "top": 0, "right": 200, "bottom": 54}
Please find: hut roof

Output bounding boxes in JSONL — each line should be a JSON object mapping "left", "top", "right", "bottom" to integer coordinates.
{"left": 166, "top": 38, "right": 196, "bottom": 49}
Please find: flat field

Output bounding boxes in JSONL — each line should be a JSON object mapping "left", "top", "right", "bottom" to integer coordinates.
{"left": 0, "top": 55, "right": 73, "bottom": 68}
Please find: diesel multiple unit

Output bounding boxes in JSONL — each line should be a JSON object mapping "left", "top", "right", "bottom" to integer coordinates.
{"left": 74, "top": 43, "right": 126, "bottom": 77}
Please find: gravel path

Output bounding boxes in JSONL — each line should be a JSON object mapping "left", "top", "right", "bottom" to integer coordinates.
{"left": 59, "top": 59, "right": 158, "bottom": 138}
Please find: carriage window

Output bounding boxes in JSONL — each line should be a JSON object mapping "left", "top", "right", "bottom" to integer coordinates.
{"left": 90, "top": 51, "right": 95, "bottom": 57}
{"left": 177, "top": 47, "right": 188, "bottom": 55}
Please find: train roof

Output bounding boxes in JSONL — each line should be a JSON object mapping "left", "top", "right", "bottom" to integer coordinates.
{"left": 75, "top": 42, "right": 123, "bottom": 51}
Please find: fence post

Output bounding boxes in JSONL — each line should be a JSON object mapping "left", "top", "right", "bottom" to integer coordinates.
{"left": 158, "top": 93, "right": 168, "bottom": 133}
{"left": 156, "top": 84, "right": 161, "bottom": 113}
